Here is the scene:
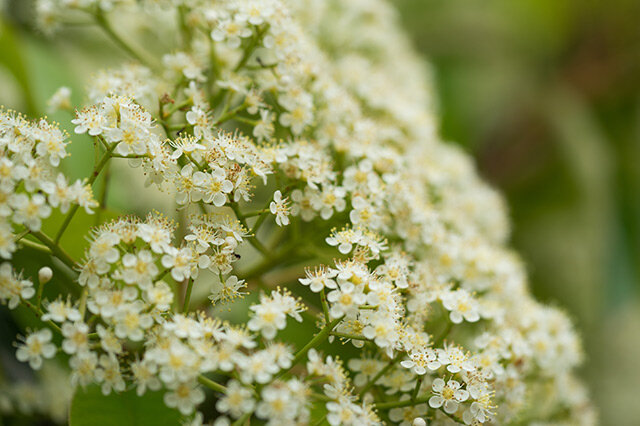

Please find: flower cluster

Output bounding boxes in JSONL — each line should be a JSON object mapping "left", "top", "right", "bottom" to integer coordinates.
{"left": 0, "top": 0, "right": 595, "bottom": 425}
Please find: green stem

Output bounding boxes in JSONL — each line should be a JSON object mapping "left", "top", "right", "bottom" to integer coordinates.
{"left": 412, "top": 376, "right": 424, "bottom": 401}
{"left": 31, "top": 231, "right": 78, "bottom": 271}
{"left": 183, "top": 278, "right": 194, "bottom": 312}
{"left": 231, "top": 203, "right": 271, "bottom": 258}
{"left": 35, "top": 276, "right": 46, "bottom": 310}
{"left": 320, "top": 289, "right": 330, "bottom": 324}
{"left": 359, "top": 357, "right": 399, "bottom": 397}
{"left": 13, "top": 229, "right": 29, "bottom": 242}
{"left": 18, "top": 238, "right": 51, "bottom": 255}
{"left": 374, "top": 393, "right": 431, "bottom": 410}
{"left": 277, "top": 317, "right": 341, "bottom": 379}
{"left": 22, "top": 298, "right": 62, "bottom": 334}
{"left": 330, "top": 331, "right": 368, "bottom": 341}
{"left": 215, "top": 101, "right": 248, "bottom": 124}
{"left": 243, "top": 208, "right": 269, "bottom": 218}
{"left": 231, "top": 412, "right": 252, "bottom": 426}
{"left": 197, "top": 375, "right": 227, "bottom": 394}
{"left": 79, "top": 288, "right": 88, "bottom": 318}
{"left": 234, "top": 25, "right": 269, "bottom": 72}
{"left": 233, "top": 116, "right": 259, "bottom": 126}
{"left": 95, "top": 10, "right": 152, "bottom": 66}
{"left": 55, "top": 143, "right": 116, "bottom": 244}
{"left": 249, "top": 208, "right": 269, "bottom": 237}
{"left": 95, "top": 159, "right": 112, "bottom": 226}
{"left": 177, "top": 5, "right": 192, "bottom": 48}
{"left": 165, "top": 98, "right": 193, "bottom": 117}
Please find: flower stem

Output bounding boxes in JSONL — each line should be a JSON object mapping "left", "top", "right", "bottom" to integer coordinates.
{"left": 412, "top": 376, "right": 424, "bottom": 401}
{"left": 197, "top": 375, "right": 227, "bottom": 394}
{"left": 374, "top": 393, "right": 430, "bottom": 410}
{"left": 231, "top": 411, "right": 252, "bottom": 426}
{"left": 31, "top": 231, "right": 78, "bottom": 271}
{"left": 55, "top": 142, "right": 116, "bottom": 244}
{"left": 182, "top": 278, "right": 194, "bottom": 312}
{"left": 277, "top": 317, "right": 341, "bottom": 379}
{"left": 359, "top": 357, "right": 399, "bottom": 397}
{"left": 95, "top": 10, "right": 153, "bottom": 67}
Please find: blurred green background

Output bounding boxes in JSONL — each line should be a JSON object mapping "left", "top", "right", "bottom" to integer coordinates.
{"left": 395, "top": 0, "right": 639, "bottom": 424}
{"left": 1, "top": 0, "right": 639, "bottom": 423}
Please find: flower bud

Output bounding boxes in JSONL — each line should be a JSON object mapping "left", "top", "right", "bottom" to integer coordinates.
{"left": 413, "top": 418, "right": 426, "bottom": 426}
{"left": 38, "top": 267, "right": 53, "bottom": 285}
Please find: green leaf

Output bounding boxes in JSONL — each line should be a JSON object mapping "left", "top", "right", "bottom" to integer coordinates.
{"left": 69, "top": 385, "right": 183, "bottom": 426}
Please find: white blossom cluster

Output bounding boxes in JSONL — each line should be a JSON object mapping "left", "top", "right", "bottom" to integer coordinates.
{"left": 0, "top": 0, "right": 595, "bottom": 424}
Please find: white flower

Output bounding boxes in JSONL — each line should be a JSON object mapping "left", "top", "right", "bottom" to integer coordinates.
{"left": 326, "top": 227, "right": 362, "bottom": 255}
{"left": 362, "top": 313, "right": 399, "bottom": 348}
{"left": 253, "top": 109, "right": 274, "bottom": 141}
{"left": 9, "top": 193, "right": 51, "bottom": 231}
{"left": 185, "top": 106, "right": 211, "bottom": 139}
{"left": 62, "top": 322, "right": 90, "bottom": 355}
{"left": 163, "top": 52, "right": 204, "bottom": 82}
{"left": 270, "top": 190, "right": 290, "bottom": 227}
{"left": 441, "top": 289, "right": 480, "bottom": 324}
{"left": 131, "top": 358, "right": 161, "bottom": 396}
{"left": 209, "top": 275, "right": 247, "bottom": 305}
{"left": 95, "top": 354, "right": 126, "bottom": 395}
{"left": 70, "top": 350, "right": 99, "bottom": 388}
{"left": 72, "top": 105, "right": 105, "bottom": 136}
{"left": 113, "top": 301, "right": 154, "bottom": 341}
{"left": 216, "top": 380, "right": 255, "bottom": 418}
{"left": 310, "top": 185, "right": 346, "bottom": 220}
{"left": 326, "top": 398, "right": 362, "bottom": 426}
{"left": 35, "top": 120, "right": 69, "bottom": 167}
{"left": 16, "top": 329, "right": 56, "bottom": 369}
{"left": 162, "top": 247, "right": 198, "bottom": 282}
{"left": 237, "top": 350, "right": 279, "bottom": 384}
{"left": 0, "top": 222, "right": 16, "bottom": 259}
{"left": 97, "top": 325, "right": 122, "bottom": 355}
{"left": 193, "top": 167, "right": 233, "bottom": 207}
{"left": 326, "top": 282, "right": 366, "bottom": 319}
{"left": 400, "top": 348, "right": 441, "bottom": 375}
{"left": 438, "top": 345, "right": 476, "bottom": 374}
{"left": 248, "top": 297, "right": 287, "bottom": 339}
{"left": 121, "top": 250, "right": 158, "bottom": 288}
{"left": 211, "top": 16, "right": 252, "bottom": 49}
{"left": 164, "top": 381, "right": 205, "bottom": 415}
{"left": 298, "top": 266, "right": 337, "bottom": 293}
{"left": 174, "top": 164, "right": 203, "bottom": 205}
{"left": 42, "top": 298, "right": 81, "bottom": 323}
{"left": 0, "top": 263, "right": 35, "bottom": 309}
{"left": 388, "top": 399, "right": 428, "bottom": 426}
{"left": 89, "top": 231, "right": 121, "bottom": 265}
{"left": 428, "top": 378, "right": 469, "bottom": 414}
{"left": 145, "top": 281, "right": 174, "bottom": 312}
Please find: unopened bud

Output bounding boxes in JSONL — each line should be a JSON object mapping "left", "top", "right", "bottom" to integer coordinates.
{"left": 413, "top": 418, "right": 426, "bottom": 426}
{"left": 38, "top": 267, "right": 53, "bottom": 284}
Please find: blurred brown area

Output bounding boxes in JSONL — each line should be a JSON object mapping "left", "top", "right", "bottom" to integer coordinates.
{"left": 395, "top": 0, "right": 640, "bottom": 423}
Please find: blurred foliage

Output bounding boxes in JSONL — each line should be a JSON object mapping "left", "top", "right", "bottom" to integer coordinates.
{"left": 395, "top": 0, "right": 640, "bottom": 424}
